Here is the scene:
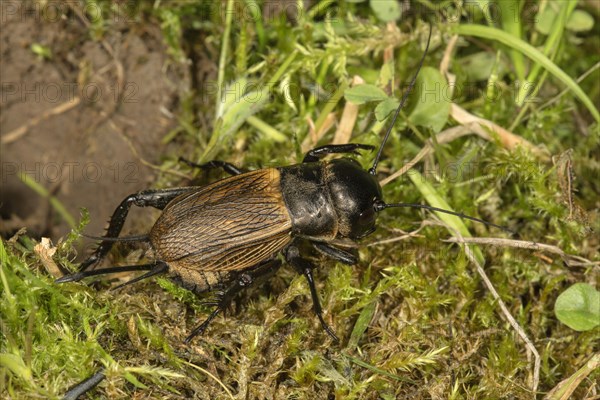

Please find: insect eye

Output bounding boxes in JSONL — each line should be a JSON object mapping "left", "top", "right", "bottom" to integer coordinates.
{"left": 358, "top": 207, "right": 375, "bottom": 227}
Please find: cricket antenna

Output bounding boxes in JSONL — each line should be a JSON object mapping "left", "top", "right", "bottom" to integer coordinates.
{"left": 367, "top": 26, "right": 510, "bottom": 235}
{"left": 80, "top": 233, "right": 150, "bottom": 242}
{"left": 374, "top": 201, "right": 514, "bottom": 234}
{"left": 369, "top": 24, "right": 433, "bottom": 175}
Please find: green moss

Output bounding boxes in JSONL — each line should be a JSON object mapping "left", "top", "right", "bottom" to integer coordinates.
{"left": 3, "top": 0, "right": 599, "bottom": 398}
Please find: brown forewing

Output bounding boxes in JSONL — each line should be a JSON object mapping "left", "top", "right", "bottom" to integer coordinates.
{"left": 150, "top": 168, "right": 292, "bottom": 272}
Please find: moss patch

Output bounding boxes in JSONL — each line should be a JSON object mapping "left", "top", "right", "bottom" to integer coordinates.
{"left": 2, "top": 1, "right": 599, "bottom": 399}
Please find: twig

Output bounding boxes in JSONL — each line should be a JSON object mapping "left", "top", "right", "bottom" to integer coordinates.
{"left": 380, "top": 124, "right": 479, "bottom": 186}
{"left": 301, "top": 113, "right": 337, "bottom": 153}
{"left": 451, "top": 104, "right": 549, "bottom": 160}
{"left": 544, "top": 353, "right": 600, "bottom": 400}
{"left": 2, "top": 98, "right": 81, "bottom": 145}
{"left": 367, "top": 223, "right": 426, "bottom": 247}
{"left": 34, "top": 238, "right": 61, "bottom": 278}
{"left": 380, "top": 104, "right": 551, "bottom": 187}
{"left": 439, "top": 34, "right": 458, "bottom": 79}
{"left": 382, "top": 22, "right": 397, "bottom": 95}
{"left": 108, "top": 120, "right": 189, "bottom": 179}
{"left": 443, "top": 237, "right": 599, "bottom": 267}
{"left": 450, "top": 231, "right": 541, "bottom": 393}
{"left": 332, "top": 76, "right": 364, "bottom": 145}
{"left": 537, "top": 61, "right": 600, "bottom": 113}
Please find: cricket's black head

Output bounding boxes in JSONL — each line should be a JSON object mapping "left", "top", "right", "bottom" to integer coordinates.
{"left": 326, "top": 159, "right": 383, "bottom": 239}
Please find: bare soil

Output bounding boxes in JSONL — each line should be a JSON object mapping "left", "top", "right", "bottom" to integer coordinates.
{"left": 0, "top": 2, "right": 191, "bottom": 252}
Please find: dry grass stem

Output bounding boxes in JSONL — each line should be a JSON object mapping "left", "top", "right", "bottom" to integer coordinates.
{"left": 449, "top": 230, "right": 541, "bottom": 393}
{"left": 33, "top": 238, "right": 61, "bottom": 278}
{"left": 182, "top": 361, "right": 235, "bottom": 400}
{"left": 451, "top": 104, "right": 548, "bottom": 159}
{"left": 109, "top": 120, "right": 190, "bottom": 179}
{"left": 380, "top": 124, "right": 480, "bottom": 186}
{"left": 2, "top": 98, "right": 82, "bottom": 145}
{"left": 440, "top": 34, "right": 459, "bottom": 89}
{"left": 332, "top": 76, "right": 364, "bottom": 145}
{"left": 302, "top": 113, "right": 337, "bottom": 153}
{"left": 367, "top": 224, "right": 426, "bottom": 247}
{"left": 443, "top": 237, "right": 599, "bottom": 267}
{"left": 543, "top": 353, "right": 600, "bottom": 400}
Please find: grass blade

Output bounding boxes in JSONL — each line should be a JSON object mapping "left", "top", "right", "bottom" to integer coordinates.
{"left": 408, "top": 170, "right": 484, "bottom": 264}
{"left": 517, "top": 1, "right": 577, "bottom": 106}
{"left": 498, "top": 0, "right": 526, "bottom": 81}
{"left": 452, "top": 24, "right": 600, "bottom": 123}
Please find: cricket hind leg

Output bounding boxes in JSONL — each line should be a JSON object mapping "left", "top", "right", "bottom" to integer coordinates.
{"left": 78, "top": 187, "right": 197, "bottom": 272}
{"left": 56, "top": 261, "right": 169, "bottom": 290}
{"left": 185, "top": 259, "right": 282, "bottom": 343}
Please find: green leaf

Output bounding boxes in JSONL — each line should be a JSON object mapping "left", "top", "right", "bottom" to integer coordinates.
{"left": 202, "top": 85, "right": 270, "bottom": 161}
{"left": 344, "top": 84, "right": 388, "bottom": 105}
{"left": 378, "top": 59, "right": 395, "bottom": 89}
{"left": 17, "top": 170, "right": 76, "bottom": 228}
{"left": 566, "top": 10, "right": 594, "bottom": 32}
{"left": 123, "top": 371, "right": 148, "bottom": 389}
{"left": 217, "top": 77, "right": 248, "bottom": 116}
{"left": 369, "top": 0, "right": 401, "bottom": 22}
{"left": 246, "top": 116, "right": 287, "bottom": 142}
{"left": 408, "top": 67, "right": 450, "bottom": 133}
{"left": 374, "top": 98, "right": 399, "bottom": 121}
{"left": 0, "top": 353, "right": 32, "bottom": 381}
{"left": 459, "top": 51, "right": 506, "bottom": 81}
{"left": 347, "top": 301, "right": 376, "bottom": 349}
{"left": 221, "top": 87, "right": 270, "bottom": 131}
{"left": 555, "top": 283, "right": 600, "bottom": 331}
{"left": 452, "top": 24, "right": 600, "bottom": 123}
{"left": 30, "top": 43, "right": 52, "bottom": 60}
{"left": 535, "top": 7, "right": 556, "bottom": 35}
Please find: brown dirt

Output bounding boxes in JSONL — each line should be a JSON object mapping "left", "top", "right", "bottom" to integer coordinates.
{"left": 0, "top": 1, "right": 190, "bottom": 253}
